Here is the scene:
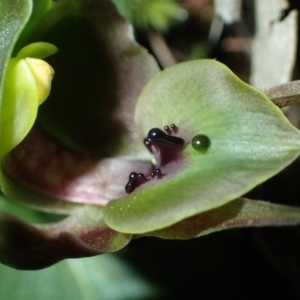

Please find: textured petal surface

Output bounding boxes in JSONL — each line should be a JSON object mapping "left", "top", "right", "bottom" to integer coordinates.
{"left": 0, "top": 194, "right": 131, "bottom": 269}
{"left": 143, "top": 198, "right": 300, "bottom": 239}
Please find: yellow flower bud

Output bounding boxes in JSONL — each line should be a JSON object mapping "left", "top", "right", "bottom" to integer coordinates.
{"left": 24, "top": 57, "right": 55, "bottom": 104}
{"left": 0, "top": 42, "right": 57, "bottom": 158}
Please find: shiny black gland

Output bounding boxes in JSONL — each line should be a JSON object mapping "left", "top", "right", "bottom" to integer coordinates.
{"left": 164, "top": 126, "right": 172, "bottom": 134}
{"left": 146, "top": 128, "right": 185, "bottom": 146}
{"left": 144, "top": 127, "right": 185, "bottom": 166}
{"left": 170, "top": 124, "right": 178, "bottom": 133}
{"left": 126, "top": 126, "right": 185, "bottom": 193}
{"left": 150, "top": 168, "right": 163, "bottom": 179}
{"left": 129, "top": 172, "right": 137, "bottom": 179}
{"left": 125, "top": 172, "right": 148, "bottom": 194}
{"left": 164, "top": 124, "right": 178, "bottom": 134}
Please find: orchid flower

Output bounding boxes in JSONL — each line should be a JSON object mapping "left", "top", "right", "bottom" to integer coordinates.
{"left": 1, "top": 0, "right": 300, "bottom": 271}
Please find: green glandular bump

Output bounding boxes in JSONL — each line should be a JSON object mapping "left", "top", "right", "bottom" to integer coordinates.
{"left": 191, "top": 134, "right": 210, "bottom": 152}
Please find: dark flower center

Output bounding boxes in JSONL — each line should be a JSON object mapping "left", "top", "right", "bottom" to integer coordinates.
{"left": 125, "top": 124, "right": 185, "bottom": 193}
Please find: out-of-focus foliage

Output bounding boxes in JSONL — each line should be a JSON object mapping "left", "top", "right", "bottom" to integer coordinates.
{"left": 112, "top": 0, "right": 187, "bottom": 31}
{"left": 0, "top": 254, "right": 158, "bottom": 300}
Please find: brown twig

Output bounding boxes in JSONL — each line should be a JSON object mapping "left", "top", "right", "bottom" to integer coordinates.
{"left": 262, "top": 80, "right": 300, "bottom": 108}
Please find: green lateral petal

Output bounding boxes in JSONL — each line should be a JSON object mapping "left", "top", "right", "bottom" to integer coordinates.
{"left": 104, "top": 60, "right": 300, "bottom": 234}
{"left": 0, "top": 0, "right": 32, "bottom": 158}
{"left": 0, "top": 2, "right": 56, "bottom": 160}
{"left": 0, "top": 59, "right": 38, "bottom": 158}
{"left": 17, "top": 42, "right": 58, "bottom": 59}
{"left": 143, "top": 198, "right": 300, "bottom": 239}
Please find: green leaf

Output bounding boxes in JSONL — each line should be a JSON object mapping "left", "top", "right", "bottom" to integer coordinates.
{"left": 104, "top": 60, "right": 300, "bottom": 234}
{"left": 0, "top": 0, "right": 32, "bottom": 76}
{"left": 13, "top": 0, "right": 53, "bottom": 52}
{"left": 0, "top": 255, "right": 158, "bottom": 300}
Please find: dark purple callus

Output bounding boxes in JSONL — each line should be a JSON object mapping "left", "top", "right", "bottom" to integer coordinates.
{"left": 150, "top": 168, "right": 164, "bottom": 179}
{"left": 164, "top": 124, "right": 178, "bottom": 134}
{"left": 164, "top": 126, "right": 172, "bottom": 134}
{"left": 144, "top": 128, "right": 185, "bottom": 166}
{"left": 170, "top": 123, "right": 178, "bottom": 134}
{"left": 125, "top": 172, "right": 149, "bottom": 194}
{"left": 147, "top": 128, "right": 185, "bottom": 146}
{"left": 125, "top": 125, "right": 185, "bottom": 194}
